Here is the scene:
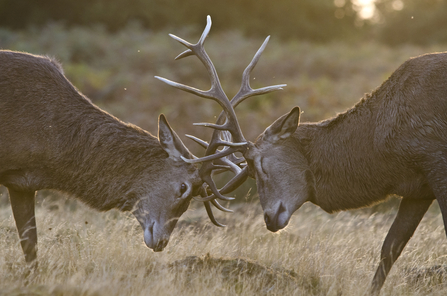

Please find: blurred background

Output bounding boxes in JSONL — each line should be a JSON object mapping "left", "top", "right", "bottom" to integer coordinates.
{"left": 2, "top": 0, "right": 447, "bottom": 44}
{"left": 0, "top": 0, "right": 446, "bottom": 201}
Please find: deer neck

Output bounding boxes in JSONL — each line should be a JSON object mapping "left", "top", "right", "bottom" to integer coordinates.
{"left": 50, "top": 107, "right": 166, "bottom": 211}
{"left": 300, "top": 96, "right": 390, "bottom": 212}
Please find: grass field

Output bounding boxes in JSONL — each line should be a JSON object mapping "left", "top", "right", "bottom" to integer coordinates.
{"left": 1, "top": 190, "right": 447, "bottom": 295}
{"left": 1, "top": 24, "right": 447, "bottom": 295}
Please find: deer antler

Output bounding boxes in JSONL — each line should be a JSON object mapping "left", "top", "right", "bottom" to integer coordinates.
{"left": 155, "top": 15, "right": 286, "bottom": 226}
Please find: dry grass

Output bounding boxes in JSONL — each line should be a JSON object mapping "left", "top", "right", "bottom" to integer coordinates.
{"left": 1, "top": 190, "right": 447, "bottom": 295}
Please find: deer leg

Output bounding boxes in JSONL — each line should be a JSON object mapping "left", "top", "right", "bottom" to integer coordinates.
{"left": 422, "top": 161, "right": 447, "bottom": 235}
{"left": 430, "top": 187, "right": 447, "bottom": 238}
{"left": 370, "top": 198, "right": 432, "bottom": 295}
{"left": 8, "top": 188, "right": 38, "bottom": 263}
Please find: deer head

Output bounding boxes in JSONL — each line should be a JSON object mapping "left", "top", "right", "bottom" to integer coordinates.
{"left": 131, "top": 114, "right": 203, "bottom": 251}
{"left": 244, "top": 107, "right": 316, "bottom": 232}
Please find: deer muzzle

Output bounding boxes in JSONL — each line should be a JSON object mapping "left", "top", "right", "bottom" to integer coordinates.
{"left": 264, "top": 201, "right": 289, "bottom": 232}
{"left": 143, "top": 221, "right": 169, "bottom": 252}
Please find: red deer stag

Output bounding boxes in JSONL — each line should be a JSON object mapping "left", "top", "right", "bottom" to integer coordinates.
{"left": 242, "top": 51, "right": 447, "bottom": 294}
{"left": 158, "top": 16, "right": 447, "bottom": 296}
{"left": 0, "top": 49, "right": 234, "bottom": 264}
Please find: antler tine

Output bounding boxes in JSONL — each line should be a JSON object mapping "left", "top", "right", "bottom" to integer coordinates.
{"left": 193, "top": 167, "right": 249, "bottom": 202}
{"left": 201, "top": 171, "right": 235, "bottom": 201}
{"left": 214, "top": 131, "right": 245, "bottom": 171}
{"left": 198, "top": 15, "right": 212, "bottom": 45}
{"left": 198, "top": 184, "right": 227, "bottom": 227}
{"left": 193, "top": 192, "right": 233, "bottom": 213}
{"left": 186, "top": 133, "right": 243, "bottom": 177}
{"left": 204, "top": 201, "right": 225, "bottom": 227}
{"left": 186, "top": 132, "right": 239, "bottom": 149}
{"left": 232, "top": 36, "right": 287, "bottom": 108}
{"left": 186, "top": 132, "right": 245, "bottom": 165}
{"left": 154, "top": 76, "right": 213, "bottom": 100}
{"left": 156, "top": 15, "right": 246, "bottom": 144}
{"left": 181, "top": 146, "right": 238, "bottom": 164}
{"left": 210, "top": 199, "right": 233, "bottom": 212}
{"left": 167, "top": 13, "right": 210, "bottom": 60}
{"left": 185, "top": 139, "right": 240, "bottom": 202}
{"left": 185, "top": 134, "right": 208, "bottom": 149}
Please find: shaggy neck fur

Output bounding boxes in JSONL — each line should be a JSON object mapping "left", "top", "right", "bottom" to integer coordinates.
{"left": 298, "top": 95, "right": 391, "bottom": 212}
{"left": 53, "top": 106, "right": 167, "bottom": 211}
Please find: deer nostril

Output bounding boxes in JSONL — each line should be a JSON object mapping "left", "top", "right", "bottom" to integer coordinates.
{"left": 264, "top": 213, "right": 271, "bottom": 226}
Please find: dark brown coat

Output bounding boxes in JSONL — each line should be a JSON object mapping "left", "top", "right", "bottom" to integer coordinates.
{"left": 0, "top": 50, "right": 202, "bottom": 263}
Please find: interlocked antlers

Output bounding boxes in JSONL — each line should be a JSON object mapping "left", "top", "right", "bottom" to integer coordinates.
{"left": 156, "top": 15, "right": 286, "bottom": 226}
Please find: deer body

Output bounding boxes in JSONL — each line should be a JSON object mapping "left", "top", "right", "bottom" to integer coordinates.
{"left": 244, "top": 52, "right": 447, "bottom": 294}
{"left": 298, "top": 94, "right": 437, "bottom": 213}
{"left": 0, "top": 50, "right": 203, "bottom": 263}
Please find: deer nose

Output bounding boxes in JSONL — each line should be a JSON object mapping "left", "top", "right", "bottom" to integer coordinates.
{"left": 264, "top": 202, "right": 288, "bottom": 232}
{"left": 264, "top": 213, "right": 271, "bottom": 226}
{"left": 264, "top": 212, "right": 279, "bottom": 232}
{"left": 143, "top": 222, "right": 168, "bottom": 252}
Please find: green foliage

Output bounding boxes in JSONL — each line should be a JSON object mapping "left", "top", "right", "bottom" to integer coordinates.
{"left": 0, "top": 0, "right": 360, "bottom": 42}
{"left": 2, "top": 0, "right": 447, "bottom": 44}
{"left": 376, "top": 0, "right": 447, "bottom": 45}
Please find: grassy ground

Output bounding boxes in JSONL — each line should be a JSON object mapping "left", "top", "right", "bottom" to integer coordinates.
{"left": 0, "top": 191, "right": 447, "bottom": 295}
{"left": 1, "top": 24, "right": 447, "bottom": 294}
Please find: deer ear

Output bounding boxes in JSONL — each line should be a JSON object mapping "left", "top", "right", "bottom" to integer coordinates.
{"left": 263, "top": 107, "right": 300, "bottom": 143}
{"left": 158, "top": 114, "right": 191, "bottom": 161}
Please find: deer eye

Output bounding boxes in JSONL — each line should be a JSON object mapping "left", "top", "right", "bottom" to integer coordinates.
{"left": 180, "top": 183, "right": 188, "bottom": 196}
